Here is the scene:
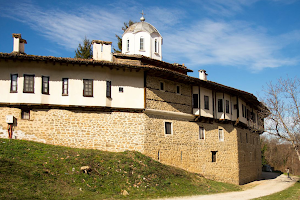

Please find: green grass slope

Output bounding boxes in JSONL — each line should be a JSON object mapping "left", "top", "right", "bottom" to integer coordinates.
{"left": 0, "top": 138, "right": 240, "bottom": 199}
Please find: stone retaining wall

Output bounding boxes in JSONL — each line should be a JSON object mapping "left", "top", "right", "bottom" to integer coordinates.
{"left": 0, "top": 107, "right": 146, "bottom": 152}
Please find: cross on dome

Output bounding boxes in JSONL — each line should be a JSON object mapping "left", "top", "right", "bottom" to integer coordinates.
{"left": 140, "top": 10, "right": 145, "bottom": 21}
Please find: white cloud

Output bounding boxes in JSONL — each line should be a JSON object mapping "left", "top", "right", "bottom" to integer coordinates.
{"left": 1, "top": 1, "right": 127, "bottom": 50}
{"left": 163, "top": 19, "right": 299, "bottom": 71}
{"left": 196, "top": 0, "right": 259, "bottom": 17}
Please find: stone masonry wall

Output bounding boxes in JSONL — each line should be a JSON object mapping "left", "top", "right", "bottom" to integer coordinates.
{"left": 0, "top": 107, "right": 146, "bottom": 152}
{"left": 237, "top": 128, "right": 262, "bottom": 184}
{"left": 146, "top": 76, "right": 192, "bottom": 113}
{"left": 143, "top": 114, "right": 241, "bottom": 185}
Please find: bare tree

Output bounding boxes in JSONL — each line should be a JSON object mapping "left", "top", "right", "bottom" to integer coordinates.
{"left": 263, "top": 77, "right": 300, "bottom": 162}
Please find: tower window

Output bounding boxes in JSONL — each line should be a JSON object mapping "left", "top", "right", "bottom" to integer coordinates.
{"left": 155, "top": 39, "right": 158, "bottom": 53}
{"left": 140, "top": 37, "right": 144, "bottom": 50}
{"left": 127, "top": 39, "right": 129, "bottom": 52}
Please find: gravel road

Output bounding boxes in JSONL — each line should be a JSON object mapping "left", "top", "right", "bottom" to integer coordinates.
{"left": 154, "top": 172, "right": 298, "bottom": 200}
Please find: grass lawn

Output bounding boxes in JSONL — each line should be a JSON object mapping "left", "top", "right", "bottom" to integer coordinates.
{"left": 0, "top": 138, "right": 240, "bottom": 199}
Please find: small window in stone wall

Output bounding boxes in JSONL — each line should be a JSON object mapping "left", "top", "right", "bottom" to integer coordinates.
{"left": 199, "top": 127, "right": 205, "bottom": 140}
{"left": 211, "top": 151, "right": 217, "bottom": 162}
{"left": 165, "top": 122, "right": 172, "bottom": 135}
{"left": 218, "top": 129, "right": 224, "bottom": 141}
{"left": 158, "top": 150, "right": 160, "bottom": 161}
{"left": 160, "top": 82, "right": 165, "bottom": 91}
{"left": 176, "top": 85, "right": 181, "bottom": 94}
{"left": 21, "top": 109, "right": 30, "bottom": 120}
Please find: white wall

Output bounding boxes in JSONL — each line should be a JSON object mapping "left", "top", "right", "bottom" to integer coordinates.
{"left": 0, "top": 61, "right": 145, "bottom": 109}
{"left": 122, "top": 31, "right": 162, "bottom": 61}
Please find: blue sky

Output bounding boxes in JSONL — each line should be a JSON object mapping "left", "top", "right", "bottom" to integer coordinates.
{"left": 1, "top": 0, "right": 300, "bottom": 97}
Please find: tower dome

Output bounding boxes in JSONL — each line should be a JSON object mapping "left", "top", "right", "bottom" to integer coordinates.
{"left": 122, "top": 14, "right": 163, "bottom": 61}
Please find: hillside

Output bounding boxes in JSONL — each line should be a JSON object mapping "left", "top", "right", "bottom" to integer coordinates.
{"left": 0, "top": 138, "right": 240, "bottom": 199}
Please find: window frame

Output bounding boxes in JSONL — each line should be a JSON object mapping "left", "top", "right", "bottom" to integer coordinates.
{"left": 218, "top": 99, "right": 223, "bottom": 112}
{"left": 21, "top": 109, "right": 30, "bottom": 120}
{"left": 10, "top": 74, "right": 18, "bottom": 93}
{"left": 106, "top": 80, "right": 112, "bottom": 98}
{"left": 159, "top": 81, "right": 165, "bottom": 91}
{"left": 176, "top": 85, "right": 181, "bottom": 95}
{"left": 41, "top": 76, "right": 50, "bottom": 95}
{"left": 211, "top": 151, "right": 217, "bottom": 162}
{"left": 164, "top": 121, "right": 172, "bottom": 135}
{"left": 155, "top": 39, "right": 158, "bottom": 53}
{"left": 226, "top": 100, "right": 230, "bottom": 114}
{"left": 62, "top": 78, "right": 69, "bottom": 96}
{"left": 140, "top": 37, "right": 144, "bottom": 50}
{"left": 23, "top": 74, "right": 35, "bottom": 93}
{"left": 193, "top": 94, "right": 199, "bottom": 108}
{"left": 83, "top": 79, "right": 93, "bottom": 97}
{"left": 127, "top": 39, "right": 130, "bottom": 52}
{"left": 218, "top": 129, "right": 224, "bottom": 141}
{"left": 204, "top": 95, "right": 209, "bottom": 110}
{"left": 199, "top": 127, "right": 205, "bottom": 140}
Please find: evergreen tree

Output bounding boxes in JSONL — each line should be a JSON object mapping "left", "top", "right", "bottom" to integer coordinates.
{"left": 75, "top": 37, "right": 92, "bottom": 59}
{"left": 113, "top": 20, "right": 135, "bottom": 53}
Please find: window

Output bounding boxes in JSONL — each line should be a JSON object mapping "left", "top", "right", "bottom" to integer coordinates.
{"left": 242, "top": 104, "right": 247, "bottom": 118}
{"left": 42, "top": 76, "right": 49, "bottom": 94}
{"left": 246, "top": 133, "right": 248, "bottom": 143}
{"left": 140, "top": 37, "right": 144, "bottom": 50}
{"left": 62, "top": 78, "right": 68, "bottom": 95}
{"left": 247, "top": 109, "right": 250, "bottom": 120}
{"left": 219, "top": 129, "right": 224, "bottom": 141}
{"left": 165, "top": 122, "right": 172, "bottom": 135}
{"left": 127, "top": 39, "right": 129, "bottom": 52}
{"left": 226, "top": 100, "right": 230, "bottom": 113}
{"left": 119, "top": 87, "right": 123, "bottom": 93}
{"left": 160, "top": 82, "right": 164, "bottom": 91}
{"left": 211, "top": 151, "right": 217, "bottom": 162}
{"left": 193, "top": 94, "right": 199, "bottom": 108}
{"left": 218, "top": 99, "right": 223, "bottom": 112}
{"left": 23, "top": 74, "right": 34, "bottom": 93}
{"left": 10, "top": 74, "right": 18, "bottom": 93}
{"left": 106, "top": 81, "right": 111, "bottom": 98}
{"left": 21, "top": 109, "right": 30, "bottom": 120}
{"left": 199, "top": 127, "right": 205, "bottom": 140}
{"left": 83, "top": 79, "right": 93, "bottom": 97}
{"left": 155, "top": 39, "right": 158, "bottom": 53}
{"left": 176, "top": 85, "right": 181, "bottom": 94}
{"left": 204, "top": 95, "right": 209, "bottom": 110}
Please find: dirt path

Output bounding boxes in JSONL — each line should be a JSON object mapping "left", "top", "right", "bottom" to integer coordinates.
{"left": 155, "top": 172, "right": 299, "bottom": 200}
